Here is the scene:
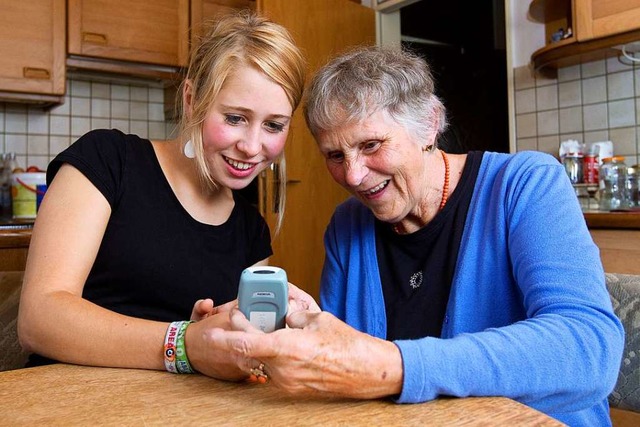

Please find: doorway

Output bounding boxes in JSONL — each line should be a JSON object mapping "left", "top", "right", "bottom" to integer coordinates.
{"left": 400, "top": 0, "right": 509, "bottom": 154}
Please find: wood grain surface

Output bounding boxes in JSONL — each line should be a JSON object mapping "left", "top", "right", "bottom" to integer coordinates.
{"left": 0, "top": 364, "right": 563, "bottom": 426}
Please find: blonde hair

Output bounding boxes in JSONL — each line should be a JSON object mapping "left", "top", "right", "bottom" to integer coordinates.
{"left": 178, "top": 11, "right": 306, "bottom": 233}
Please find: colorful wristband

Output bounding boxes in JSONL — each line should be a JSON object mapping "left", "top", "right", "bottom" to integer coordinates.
{"left": 163, "top": 321, "right": 181, "bottom": 373}
{"left": 175, "top": 320, "right": 195, "bottom": 374}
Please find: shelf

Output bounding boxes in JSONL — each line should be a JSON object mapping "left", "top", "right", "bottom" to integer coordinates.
{"left": 532, "top": 28, "right": 640, "bottom": 75}
{"left": 529, "top": 0, "right": 572, "bottom": 24}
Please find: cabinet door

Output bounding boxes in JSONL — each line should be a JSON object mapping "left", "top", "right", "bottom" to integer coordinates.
{"left": 191, "top": 0, "right": 256, "bottom": 44}
{"left": 258, "top": 0, "right": 375, "bottom": 300}
{"left": 0, "top": 0, "right": 65, "bottom": 96}
{"left": 575, "top": 0, "right": 640, "bottom": 41}
{"left": 68, "top": 0, "right": 190, "bottom": 67}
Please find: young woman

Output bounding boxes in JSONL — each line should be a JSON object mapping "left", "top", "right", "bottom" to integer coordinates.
{"left": 18, "top": 12, "right": 312, "bottom": 380}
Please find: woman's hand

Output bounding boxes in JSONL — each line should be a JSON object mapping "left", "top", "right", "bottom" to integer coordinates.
{"left": 205, "top": 307, "right": 404, "bottom": 399}
{"left": 190, "top": 298, "right": 236, "bottom": 321}
{"left": 287, "top": 282, "right": 321, "bottom": 314}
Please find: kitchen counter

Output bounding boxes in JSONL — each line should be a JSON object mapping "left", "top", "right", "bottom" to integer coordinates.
{"left": 0, "top": 219, "right": 33, "bottom": 271}
{"left": 584, "top": 211, "right": 640, "bottom": 230}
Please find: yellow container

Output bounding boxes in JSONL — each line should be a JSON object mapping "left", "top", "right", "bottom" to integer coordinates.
{"left": 11, "top": 172, "right": 47, "bottom": 219}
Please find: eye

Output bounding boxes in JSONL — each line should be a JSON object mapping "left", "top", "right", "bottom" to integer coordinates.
{"left": 264, "top": 121, "right": 286, "bottom": 133}
{"left": 362, "top": 140, "right": 381, "bottom": 153}
{"left": 326, "top": 151, "right": 344, "bottom": 163}
{"left": 224, "top": 114, "right": 245, "bottom": 125}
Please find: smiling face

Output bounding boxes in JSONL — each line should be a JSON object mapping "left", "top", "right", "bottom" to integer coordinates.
{"left": 200, "top": 65, "right": 292, "bottom": 191}
{"left": 317, "top": 109, "right": 439, "bottom": 224}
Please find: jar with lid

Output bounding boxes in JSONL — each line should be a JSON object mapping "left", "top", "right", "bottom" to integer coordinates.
{"left": 598, "top": 156, "right": 628, "bottom": 210}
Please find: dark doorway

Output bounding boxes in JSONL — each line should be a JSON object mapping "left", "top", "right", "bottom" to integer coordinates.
{"left": 401, "top": 0, "right": 509, "bottom": 154}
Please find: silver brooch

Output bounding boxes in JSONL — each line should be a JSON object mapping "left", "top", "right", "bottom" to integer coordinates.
{"left": 409, "top": 271, "right": 423, "bottom": 289}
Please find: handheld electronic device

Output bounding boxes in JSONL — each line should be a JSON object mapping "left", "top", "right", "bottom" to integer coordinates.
{"left": 238, "top": 266, "right": 288, "bottom": 332}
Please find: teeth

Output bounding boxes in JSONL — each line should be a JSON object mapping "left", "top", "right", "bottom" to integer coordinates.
{"left": 363, "top": 181, "right": 388, "bottom": 195}
{"left": 225, "top": 157, "right": 254, "bottom": 170}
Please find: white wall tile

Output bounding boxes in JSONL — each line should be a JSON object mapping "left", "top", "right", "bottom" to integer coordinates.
{"left": 557, "top": 64, "right": 580, "bottom": 81}
{"left": 49, "top": 96, "right": 70, "bottom": 115}
{"left": 514, "top": 66, "right": 535, "bottom": 90}
{"left": 27, "top": 135, "right": 49, "bottom": 155}
{"left": 131, "top": 86, "right": 148, "bottom": 102}
{"left": 584, "top": 130, "right": 609, "bottom": 144}
{"left": 582, "top": 76, "right": 607, "bottom": 104}
{"left": 537, "top": 110, "right": 559, "bottom": 136}
{"left": 6, "top": 112, "right": 27, "bottom": 133}
{"left": 110, "top": 119, "right": 129, "bottom": 133}
{"left": 49, "top": 136, "right": 70, "bottom": 155}
{"left": 517, "top": 137, "right": 537, "bottom": 151}
{"left": 71, "top": 97, "right": 91, "bottom": 117}
{"left": 608, "top": 99, "right": 635, "bottom": 128}
{"left": 130, "top": 120, "right": 147, "bottom": 138}
{"left": 6, "top": 134, "right": 27, "bottom": 154}
{"left": 149, "top": 87, "right": 164, "bottom": 103}
{"left": 609, "top": 126, "right": 636, "bottom": 155}
{"left": 91, "top": 82, "right": 110, "bottom": 98}
{"left": 91, "top": 99, "right": 111, "bottom": 118}
{"left": 536, "top": 85, "right": 558, "bottom": 110}
{"left": 130, "top": 101, "right": 148, "bottom": 121}
{"left": 70, "top": 80, "right": 91, "bottom": 97}
{"left": 149, "top": 121, "right": 166, "bottom": 139}
{"left": 606, "top": 56, "right": 632, "bottom": 73}
{"left": 559, "top": 106, "right": 583, "bottom": 134}
{"left": 71, "top": 117, "right": 91, "bottom": 137}
{"left": 607, "top": 71, "right": 633, "bottom": 101}
{"left": 581, "top": 60, "right": 605, "bottom": 78}
{"left": 50, "top": 115, "right": 70, "bottom": 135}
{"left": 538, "top": 135, "right": 560, "bottom": 155}
{"left": 516, "top": 113, "right": 537, "bottom": 138}
{"left": 28, "top": 110, "right": 49, "bottom": 135}
{"left": 148, "top": 103, "right": 165, "bottom": 121}
{"left": 91, "top": 118, "right": 110, "bottom": 130}
{"left": 111, "top": 85, "right": 130, "bottom": 100}
{"left": 583, "top": 103, "right": 608, "bottom": 131}
{"left": 559, "top": 81, "right": 581, "bottom": 107}
{"left": 111, "top": 100, "right": 129, "bottom": 120}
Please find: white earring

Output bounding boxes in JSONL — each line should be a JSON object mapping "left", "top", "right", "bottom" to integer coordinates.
{"left": 183, "top": 139, "right": 195, "bottom": 159}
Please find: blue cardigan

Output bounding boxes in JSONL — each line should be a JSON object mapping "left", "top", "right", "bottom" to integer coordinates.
{"left": 320, "top": 151, "right": 624, "bottom": 426}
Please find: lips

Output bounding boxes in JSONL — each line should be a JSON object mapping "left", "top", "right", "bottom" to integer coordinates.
{"left": 224, "top": 156, "right": 256, "bottom": 171}
{"left": 360, "top": 180, "right": 389, "bottom": 197}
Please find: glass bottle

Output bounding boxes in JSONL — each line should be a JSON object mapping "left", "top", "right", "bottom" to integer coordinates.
{"left": 628, "top": 165, "right": 639, "bottom": 208}
{"left": 598, "top": 156, "right": 628, "bottom": 211}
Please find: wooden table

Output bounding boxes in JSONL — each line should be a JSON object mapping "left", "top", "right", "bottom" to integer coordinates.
{"left": 0, "top": 364, "right": 562, "bottom": 426}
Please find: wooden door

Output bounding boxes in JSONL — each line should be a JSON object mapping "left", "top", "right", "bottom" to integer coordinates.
{"left": 0, "top": 0, "right": 65, "bottom": 95}
{"left": 575, "top": 0, "right": 640, "bottom": 41}
{"left": 68, "top": 0, "right": 190, "bottom": 67}
{"left": 258, "top": 0, "right": 375, "bottom": 299}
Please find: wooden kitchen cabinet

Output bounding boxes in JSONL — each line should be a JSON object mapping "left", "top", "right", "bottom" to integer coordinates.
{"left": 191, "top": 0, "right": 256, "bottom": 44}
{"left": 530, "top": 0, "right": 640, "bottom": 74}
{"left": 0, "top": 0, "right": 65, "bottom": 105}
{"left": 68, "top": 0, "right": 190, "bottom": 67}
{"left": 574, "top": 0, "right": 640, "bottom": 41}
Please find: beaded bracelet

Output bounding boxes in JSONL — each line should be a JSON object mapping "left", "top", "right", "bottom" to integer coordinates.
{"left": 163, "top": 321, "right": 195, "bottom": 374}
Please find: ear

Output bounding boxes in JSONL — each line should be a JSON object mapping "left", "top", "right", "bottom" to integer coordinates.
{"left": 182, "top": 79, "right": 194, "bottom": 118}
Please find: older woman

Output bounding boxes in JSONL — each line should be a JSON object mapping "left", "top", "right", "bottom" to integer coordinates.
{"left": 209, "top": 46, "right": 624, "bottom": 426}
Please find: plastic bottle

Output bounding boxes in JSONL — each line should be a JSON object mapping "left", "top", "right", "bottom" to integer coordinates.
{"left": 598, "top": 156, "right": 628, "bottom": 211}
{"left": 628, "top": 165, "right": 639, "bottom": 208}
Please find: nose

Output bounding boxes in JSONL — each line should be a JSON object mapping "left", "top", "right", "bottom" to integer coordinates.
{"left": 344, "top": 159, "right": 368, "bottom": 187}
{"left": 237, "top": 126, "right": 262, "bottom": 158}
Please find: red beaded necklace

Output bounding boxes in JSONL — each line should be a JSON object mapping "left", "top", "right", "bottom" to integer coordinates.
{"left": 393, "top": 149, "right": 450, "bottom": 235}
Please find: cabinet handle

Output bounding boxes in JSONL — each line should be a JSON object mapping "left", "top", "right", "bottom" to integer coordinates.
{"left": 82, "top": 32, "right": 108, "bottom": 45}
{"left": 23, "top": 67, "right": 50, "bottom": 80}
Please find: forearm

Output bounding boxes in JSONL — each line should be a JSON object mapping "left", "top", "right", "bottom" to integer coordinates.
{"left": 19, "top": 290, "right": 167, "bottom": 370}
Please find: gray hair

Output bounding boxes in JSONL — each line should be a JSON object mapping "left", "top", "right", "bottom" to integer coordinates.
{"left": 304, "top": 46, "right": 447, "bottom": 143}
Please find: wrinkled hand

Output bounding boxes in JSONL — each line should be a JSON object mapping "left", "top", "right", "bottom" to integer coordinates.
{"left": 206, "top": 307, "right": 403, "bottom": 399}
{"left": 287, "top": 282, "right": 321, "bottom": 315}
